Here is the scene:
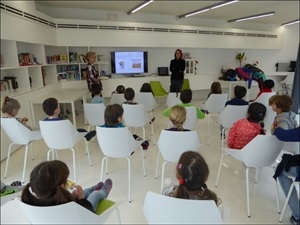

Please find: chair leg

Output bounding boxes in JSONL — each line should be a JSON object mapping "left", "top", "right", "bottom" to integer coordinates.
{"left": 275, "top": 180, "right": 281, "bottom": 214}
{"left": 141, "top": 147, "right": 146, "bottom": 177}
{"left": 221, "top": 128, "right": 226, "bottom": 149}
{"left": 246, "top": 167, "right": 251, "bottom": 217}
{"left": 126, "top": 158, "right": 131, "bottom": 203}
{"left": 160, "top": 161, "right": 168, "bottom": 192}
{"left": 279, "top": 182, "right": 296, "bottom": 222}
{"left": 70, "top": 148, "right": 76, "bottom": 182}
{"left": 141, "top": 127, "right": 145, "bottom": 140}
{"left": 84, "top": 140, "right": 92, "bottom": 166}
{"left": 215, "top": 153, "right": 225, "bottom": 187}
{"left": 55, "top": 150, "right": 59, "bottom": 159}
{"left": 4, "top": 143, "right": 15, "bottom": 179}
{"left": 255, "top": 168, "right": 260, "bottom": 183}
{"left": 155, "top": 151, "right": 160, "bottom": 179}
{"left": 207, "top": 117, "right": 213, "bottom": 146}
{"left": 151, "top": 123, "right": 156, "bottom": 144}
{"left": 47, "top": 149, "right": 52, "bottom": 161}
{"left": 21, "top": 145, "right": 29, "bottom": 183}
{"left": 100, "top": 156, "right": 107, "bottom": 181}
{"left": 30, "top": 142, "right": 35, "bottom": 160}
{"left": 106, "top": 157, "right": 108, "bottom": 174}
{"left": 114, "top": 207, "right": 121, "bottom": 224}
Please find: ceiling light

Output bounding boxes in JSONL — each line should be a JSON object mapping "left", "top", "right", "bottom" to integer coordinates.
{"left": 281, "top": 19, "right": 300, "bottom": 27}
{"left": 228, "top": 11, "right": 275, "bottom": 23}
{"left": 177, "top": 0, "right": 238, "bottom": 19}
{"left": 127, "top": 0, "right": 153, "bottom": 15}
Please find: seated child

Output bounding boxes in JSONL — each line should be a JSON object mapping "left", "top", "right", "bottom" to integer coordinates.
{"left": 2, "top": 96, "right": 32, "bottom": 130}
{"left": 269, "top": 94, "right": 298, "bottom": 132}
{"left": 111, "top": 85, "right": 125, "bottom": 95}
{"left": 42, "top": 97, "right": 96, "bottom": 141}
{"left": 91, "top": 84, "right": 105, "bottom": 104}
{"left": 228, "top": 102, "right": 266, "bottom": 149}
{"left": 163, "top": 89, "right": 205, "bottom": 120}
{"left": 162, "top": 151, "right": 221, "bottom": 206}
{"left": 21, "top": 160, "right": 112, "bottom": 213}
{"left": 140, "top": 82, "right": 153, "bottom": 95}
{"left": 207, "top": 81, "right": 222, "bottom": 99}
{"left": 101, "top": 104, "right": 149, "bottom": 150}
{"left": 225, "top": 85, "right": 248, "bottom": 106}
{"left": 123, "top": 87, "right": 137, "bottom": 105}
{"left": 166, "top": 105, "right": 190, "bottom": 131}
{"left": 254, "top": 79, "right": 274, "bottom": 100}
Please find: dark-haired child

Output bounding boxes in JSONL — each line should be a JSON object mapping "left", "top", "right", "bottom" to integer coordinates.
{"left": 123, "top": 87, "right": 137, "bottom": 105}
{"left": 254, "top": 79, "right": 274, "bottom": 100}
{"left": 111, "top": 85, "right": 125, "bottom": 95}
{"left": 225, "top": 85, "right": 248, "bottom": 106}
{"left": 140, "top": 82, "right": 153, "bottom": 95}
{"left": 91, "top": 84, "right": 105, "bottom": 104}
{"left": 207, "top": 82, "right": 222, "bottom": 99}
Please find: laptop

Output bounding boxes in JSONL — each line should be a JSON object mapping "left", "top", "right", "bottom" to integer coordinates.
{"left": 158, "top": 67, "right": 169, "bottom": 76}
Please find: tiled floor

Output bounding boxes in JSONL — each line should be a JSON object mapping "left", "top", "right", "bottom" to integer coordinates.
{"left": 0, "top": 99, "right": 293, "bottom": 224}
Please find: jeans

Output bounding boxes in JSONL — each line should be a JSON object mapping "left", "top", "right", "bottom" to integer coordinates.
{"left": 84, "top": 183, "right": 110, "bottom": 211}
{"left": 278, "top": 166, "right": 300, "bottom": 220}
{"left": 170, "top": 80, "right": 183, "bottom": 92}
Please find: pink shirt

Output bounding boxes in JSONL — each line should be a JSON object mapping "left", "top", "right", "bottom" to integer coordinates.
{"left": 228, "top": 119, "right": 263, "bottom": 149}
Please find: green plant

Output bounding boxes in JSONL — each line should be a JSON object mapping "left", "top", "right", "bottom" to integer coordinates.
{"left": 235, "top": 52, "right": 246, "bottom": 67}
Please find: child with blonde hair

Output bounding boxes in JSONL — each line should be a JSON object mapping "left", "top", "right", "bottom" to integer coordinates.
{"left": 166, "top": 105, "right": 190, "bottom": 131}
{"left": 2, "top": 96, "right": 32, "bottom": 130}
{"left": 162, "top": 151, "right": 221, "bottom": 206}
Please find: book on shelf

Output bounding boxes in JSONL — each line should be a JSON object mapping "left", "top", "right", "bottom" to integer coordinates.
{"left": 3, "top": 77, "right": 18, "bottom": 90}
{"left": 18, "top": 53, "right": 35, "bottom": 66}
{"left": 46, "top": 54, "right": 68, "bottom": 64}
{"left": 0, "top": 80, "right": 9, "bottom": 91}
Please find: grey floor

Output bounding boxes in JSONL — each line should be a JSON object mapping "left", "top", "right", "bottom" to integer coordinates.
{"left": 0, "top": 99, "right": 293, "bottom": 224}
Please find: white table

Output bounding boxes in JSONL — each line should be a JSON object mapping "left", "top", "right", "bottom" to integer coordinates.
{"left": 30, "top": 88, "right": 89, "bottom": 128}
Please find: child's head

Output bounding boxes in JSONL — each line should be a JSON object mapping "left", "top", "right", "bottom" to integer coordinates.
{"left": 116, "top": 85, "right": 125, "bottom": 94}
{"left": 124, "top": 87, "right": 135, "bottom": 101}
{"left": 104, "top": 104, "right": 124, "bottom": 126}
{"left": 86, "top": 51, "right": 96, "bottom": 64}
{"left": 21, "top": 160, "right": 74, "bottom": 205}
{"left": 210, "top": 82, "right": 222, "bottom": 94}
{"left": 174, "top": 151, "right": 219, "bottom": 205}
{"left": 270, "top": 94, "right": 293, "bottom": 113}
{"left": 180, "top": 89, "right": 192, "bottom": 104}
{"left": 234, "top": 85, "right": 247, "bottom": 99}
{"left": 91, "top": 84, "right": 102, "bottom": 96}
{"left": 263, "top": 79, "right": 275, "bottom": 89}
{"left": 140, "top": 83, "right": 152, "bottom": 93}
{"left": 169, "top": 105, "right": 186, "bottom": 131}
{"left": 43, "top": 98, "right": 60, "bottom": 117}
{"left": 1, "top": 96, "right": 20, "bottom": 117}
{"left": 247, "top": 102, "right": 266, "bottom": 123}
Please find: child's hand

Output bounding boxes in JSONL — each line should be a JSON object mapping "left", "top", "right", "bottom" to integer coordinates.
{"left": 71, "top": 185, "right": 84, "bottom": 199}
{"left": 21, "top": 117, "right": 29, "bottom": 122}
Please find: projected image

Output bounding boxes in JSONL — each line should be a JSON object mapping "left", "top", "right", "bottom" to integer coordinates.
{"left": 115, "top": 52, "right": 144, "bottom": 74}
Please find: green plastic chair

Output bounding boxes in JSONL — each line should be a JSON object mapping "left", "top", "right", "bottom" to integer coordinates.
{"left": 149, "top": 81, "right": 168, "bottom": 97}
{"left": 181, "top": 79, "right": 190, "bottom": 91}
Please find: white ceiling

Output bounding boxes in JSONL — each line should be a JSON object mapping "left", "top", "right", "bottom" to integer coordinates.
{"left": 35, "top": 1, "right": 299, "bottom": 25}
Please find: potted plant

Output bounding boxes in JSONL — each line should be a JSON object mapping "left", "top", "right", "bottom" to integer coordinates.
{"left": 235, "top": 52, "right": 246, "bottom": 67}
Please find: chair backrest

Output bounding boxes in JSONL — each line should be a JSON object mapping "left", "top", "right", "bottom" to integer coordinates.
{"left": 39, "top": 120, "right": 81, "bottom": 149}
{"left": 143, "top": 191, "right": 223, "bottom": 224}
{"left": 205, "top": 94, "right": 228, "bottom": 113}
{"left": 181, "top": 78, "right": 190, "bottom": 91}
{"left": 135, "top": 92, "right": 157, "bottom": 112}
{"left": 254, "top": 92, "right": 277, "bottom": 130}
{"left": 232, "top": 135, "right": 283, "bottom": 168}
{"left": 166, "top": 93, "right": 181, "bottom": 108}
{"left": 158, "top": 130, "right": 200, "bottom": 162}
{"left": 17, "top": 197, "right": 116, "bottom": 224}
{"left": 149, "top": 81, "right": 168, "bottom": 97}
{"left": 122, "top": 104, "right": 148, "bottom": 127}
{"left": 96, "top": 126, "right": 140, "bottom": 158}
{"left": 109, "top": 93, "right": 126, "bottom": 105}
{"left": 1, "top": 118, "right": 33, "bottom": 145}
{"left": 182, "top": 106, "right": 198, "bottom": 130}
{"left": 83, "top": 103, "right": 105, "bottom": 126}
{"left": 219, "top": 105, "right": 248, "bottom": 129}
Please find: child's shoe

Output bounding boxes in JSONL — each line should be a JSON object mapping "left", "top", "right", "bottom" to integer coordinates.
{"left": 103, "top": 179, "right": 113, "bottom": 198}
{"left": 149, "top": 117, "right": 155, "bottom": 124}
{"left": 141, "top": 140, "right": 150, "bottom": 150}
{"left": 95, "top": 182, "right": 104, "bottom": 191}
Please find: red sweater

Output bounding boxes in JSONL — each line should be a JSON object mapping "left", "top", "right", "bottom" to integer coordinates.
{"left": 255, "top": 88, "right": 272, "bottom": 100}
{"left": 228, "top": 119, "right": 263, "bottom": 149}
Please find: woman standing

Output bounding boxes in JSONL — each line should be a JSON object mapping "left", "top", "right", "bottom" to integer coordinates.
{"left": 86, "top": 51, "right": 102, "bottom": 97}
{"left": 169, "top": 49, "right": 186, "bottom": 91}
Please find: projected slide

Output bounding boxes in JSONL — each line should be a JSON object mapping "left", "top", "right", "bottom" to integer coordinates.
{"left": 115, "top": 52, "right": 144, "bottom": 74}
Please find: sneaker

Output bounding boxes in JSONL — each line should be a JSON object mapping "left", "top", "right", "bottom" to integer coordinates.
{"left": 133, "top": 134, "right": 143, "bottom": 141}
{"left": 290, "top": 216, "right": 300, "bottom": 225}
{"left": 95, "top": 182, "right": 104, "bottom": 191}
{"left": 149, "top": 117, "right": 155, "bottom": 124}
{"left": 141, "top": 140, "right": 150, "bottom": 150}
{"left": 85, "top": 130, "right": 96, "bottom": 141}
{"left": 10, "top": 181, "right": 22, "bottom": 186}
{"left": 103, "top": 179, "right": 113, "bottom": 198}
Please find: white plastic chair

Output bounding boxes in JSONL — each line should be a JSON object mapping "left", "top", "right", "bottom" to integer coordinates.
{"left": 182, "top": 106, "right": 198, "bottom": 130}
{"left": 39, "top": 120, "right": 92, "bottom": 182}
{"left": 17, "top": 197, "right": 121, "bottom": 224}
{"left": 204, "top": 94, "right": 228, "bottom": 145}
{"left": 219, "top": 105, "right": 248, "bottom": 148}
{"left": 135, "top": 92, "right": 158, "bottom": 113}
{"left": 83, "top": 103, "right": 106, "bottom": 130}
{"left": 96, "top": 126, "right": 146, "bottom": 202}
{"left": 215, "top": 135, "right": 283, "bottom": 217}
{"left": 166, "top": 93, "right": 181, "bottom": 108}
{"left": 254, "top": 92, "right": 276, "bottom": 131}
{"left": 278, "top": 176, "right": 300, "bottom": 222}
{"left": 109, "top": 93, "right": 126, "bottom": 105}
{"left": 1, "top": 118, "right": 42, "bottom": 183}
{"left": 122, "top": 103, "right": 155, "bottom": 143}
{"left": 143, "top": 191, "right": 223, "bottom": 224}
{"left": 155, "top": 130, "right": 200, "bottom": 191}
